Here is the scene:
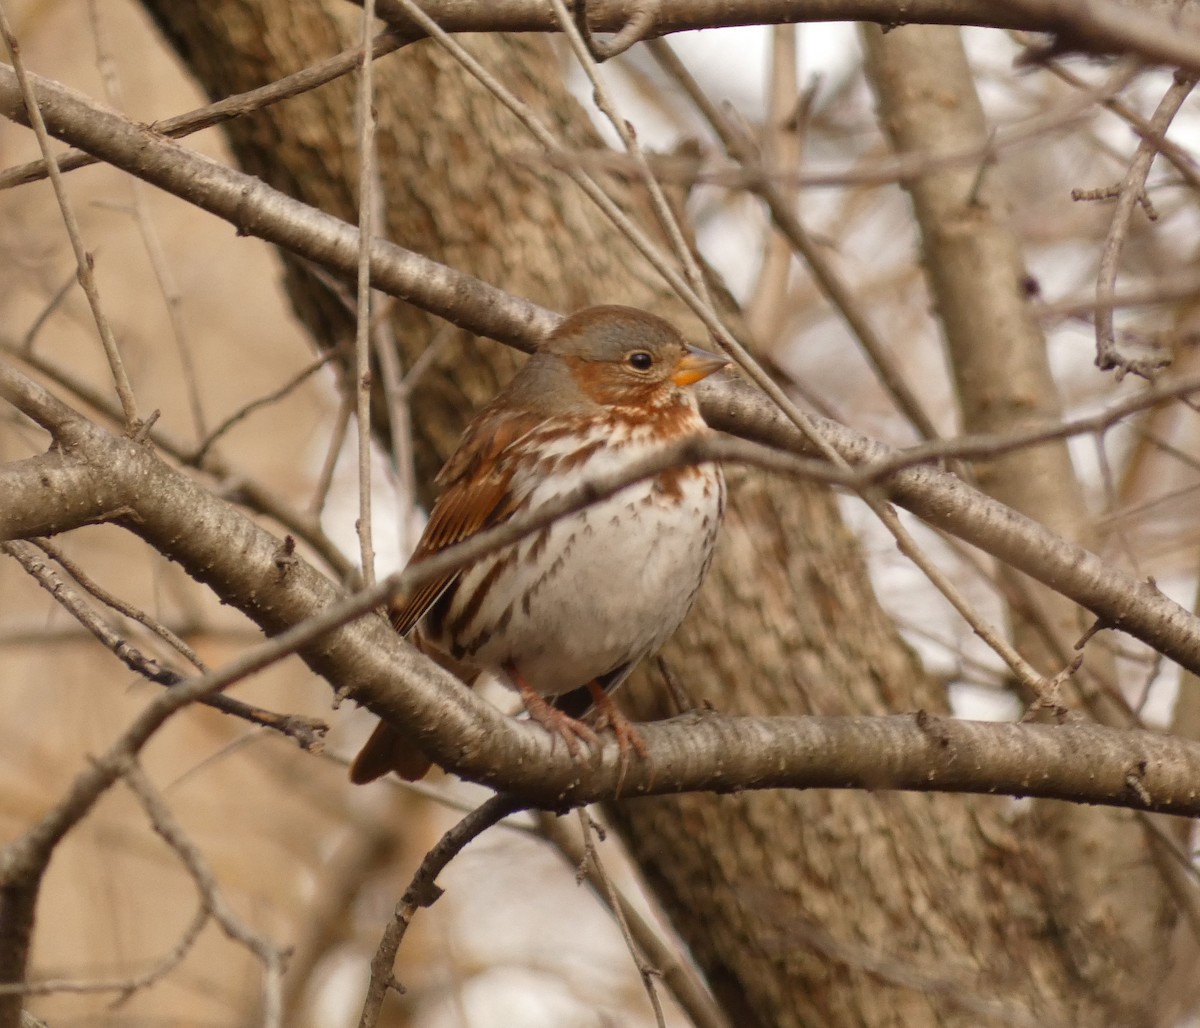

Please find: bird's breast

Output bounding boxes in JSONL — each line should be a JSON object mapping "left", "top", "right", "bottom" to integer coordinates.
{"left": 427, "top": 415, "right": 724, "bottom": 695}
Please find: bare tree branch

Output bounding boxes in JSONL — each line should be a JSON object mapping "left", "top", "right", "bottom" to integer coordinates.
{"left": 357, "top": 794, "right": 526, "bottom": 1028}
{"left": 536, "top": 810, "right": 731, "bottom": 1028}
{"left": 1094, "top": 70, "right": 1196, "bottom": 378}
{"left": 0, "top": 7, "right": 141, "bottom": 431}
{"left": 0, "top": 62, "right": 555, "bottom": 352}
{"left": 356, "top": 0, "right": 1200, "bottom": 74}
{"left": 5, "top": 359, "right": 1200, "bottom": 812}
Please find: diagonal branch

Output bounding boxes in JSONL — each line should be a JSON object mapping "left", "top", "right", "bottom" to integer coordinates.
{"left": 357, "top": 793, "right": 525, "bottom": 1028}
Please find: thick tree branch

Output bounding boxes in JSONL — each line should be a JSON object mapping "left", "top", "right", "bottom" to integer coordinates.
{"left": 1094, "top": 70, "right": 1196, "bottom": 378}
{"left": 0, "top": 449, "right": 116, "bottom": 538}
{"left": 5, "top": 359, "right": 1200, "bottom": 813}
{"left": 9, "top": 341, "right": 1200, "bottom": 685}
{"left": 699, "top": 379, "right": 1200, "bottom": 676}
{"left": 362, "top": 0, "right": 1200, "bottom": 72}
{"left": 370, "top": 0, "right": 1024, "bottom": 35}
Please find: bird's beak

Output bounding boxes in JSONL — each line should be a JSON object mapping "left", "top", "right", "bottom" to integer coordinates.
{"left": 672, "top": 344, "right": 729, "bottom": 386}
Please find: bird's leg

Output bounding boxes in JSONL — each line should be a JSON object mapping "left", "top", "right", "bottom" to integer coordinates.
{"left": 586, "top": 681, "right": 649, "bottom": 757}
{"left": 586, "top": 681, "right": 651, "bottom": 793}
{"left": 508, "top": 663, "right": 599, "bottom": 762}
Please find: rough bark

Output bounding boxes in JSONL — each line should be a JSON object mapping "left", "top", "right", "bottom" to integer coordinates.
{"left": 135, "top": 4, "right": 1182, "bottom": 1024}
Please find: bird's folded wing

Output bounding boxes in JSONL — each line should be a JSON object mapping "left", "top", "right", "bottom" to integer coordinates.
{"left": 387, "top": 410, "right": 542, "bottom": 636}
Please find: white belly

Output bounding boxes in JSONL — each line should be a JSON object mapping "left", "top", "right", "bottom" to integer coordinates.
{"left": 429, "top": 429, "right": 724, "bottom": 695}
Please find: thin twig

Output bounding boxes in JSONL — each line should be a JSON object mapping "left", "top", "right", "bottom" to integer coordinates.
{"left": 1091, "top": 428, "right": 1142, "bottom": 578}
{"left": 120, "top": 759, "right": 288, "bottom": 1028}
{"left": 370, "top": 293, "right": 413, "bottom": 556}
{"left": 536, "top": 810, "right": 730, "bottom": 1028}
{"left": 1038, "top": 266, "right": 1200, "bottom": 320}
{"left": 357, "top": 793, "right": 525, "bottom": 1028}
{"left": 574, "top": 809, "right": 667, "bottom": 1027}
{"left": 31, "top": 536, "right": 207, "bottom": 672}
{"left": 3, "top": 539, "right": 330, "bottom": 751}
{"left": 20, "top": 269, "right": 75, "bottom": 352}
{"left": 310, "top": 389, "right": 356, "bottom": 521}
{"left": 0, "top": 906, "right": 209, "bottom": 999}
{"left": 355, "top": 0, "right": 381, "bottom": 590}
{"left": 1138, "top": 812, "right": 1200, "bottom": 947}
{"left": 87, "top": 0, "right": 207, "bottom": 442}
{"left": 874, "top": 505, "right": 1051, "bottom": 697}
{"left": 0, "top": 1, "right": 141, "bottom": 431}
{"left": 192, "top": 350, "right": 339, "bottom": 465}
{"left": 4, "top": 539, "right": 179, "bottom": 685}
{"left": 1094, "top": 71, "right": 1197, "bottom": 379}
{"left": 379, "top": 323, "right": 460, "bottom": 558}
{"left": 0, "top": 30, "right": 408, "bottom": 191}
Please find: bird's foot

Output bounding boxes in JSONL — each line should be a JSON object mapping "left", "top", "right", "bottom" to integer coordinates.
{"left": 586, "top": 681, "right": 651, "bottom": 795}
{"left": 515, "top": 674, "right": 600, "bottom": 763}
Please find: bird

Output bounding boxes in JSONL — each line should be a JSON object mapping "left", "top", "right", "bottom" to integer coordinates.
{"left": 349, "top": 304, "right": 728, "bottom": 784}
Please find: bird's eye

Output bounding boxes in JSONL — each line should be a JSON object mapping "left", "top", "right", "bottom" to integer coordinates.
{"left": 627, "top": 351, "right": 653, "bottom": 372}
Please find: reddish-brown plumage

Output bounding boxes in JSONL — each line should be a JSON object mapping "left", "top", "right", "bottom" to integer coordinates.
{"left": 350, "top": 305, "right": 728, "bottom": 784}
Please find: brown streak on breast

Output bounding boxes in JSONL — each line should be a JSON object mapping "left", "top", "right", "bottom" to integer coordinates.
{"left": 652, "top": 465, "right": 697, "bottom": 501}
{"left": 527, "top": 525, "right": 552, "bottom": 563}
{"left": 608, "top": 400, "right": 707, "bottom": 437}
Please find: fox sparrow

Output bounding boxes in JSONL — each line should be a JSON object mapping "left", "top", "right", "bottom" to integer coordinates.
{"left": 349, "top": 305, "right": 727, "bottom": 783}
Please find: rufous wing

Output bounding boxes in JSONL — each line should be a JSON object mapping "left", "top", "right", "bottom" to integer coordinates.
{"left": 349, "top": 409, "right": 542, "bottom": 784}
{"left": 385, "top": 408, "right": 540, "bottom": 634}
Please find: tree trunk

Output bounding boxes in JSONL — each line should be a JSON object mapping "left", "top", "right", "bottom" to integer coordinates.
{"left": 138, "top": 4, "right": 1184, "bottom": 1023}
{"left": 861, "top": 24, "right": 1184, "bottom": 1023}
